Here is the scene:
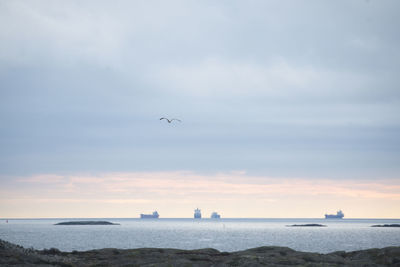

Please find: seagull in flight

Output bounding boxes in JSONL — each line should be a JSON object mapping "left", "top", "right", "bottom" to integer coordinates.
{"left": 160, "top": 117, "right": 181, "bottom": 123}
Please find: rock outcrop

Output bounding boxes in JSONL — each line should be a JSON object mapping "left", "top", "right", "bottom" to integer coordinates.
{"left": 286, "top": 224, "right": 326, "bottom": 227}
{"left": 371, "top": 224, "right": 400, "bottom": 227}
{"left": 54, "top": 221, "right": 119, "bottom": 225}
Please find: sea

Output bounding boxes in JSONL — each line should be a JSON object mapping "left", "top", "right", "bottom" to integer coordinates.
{"left": 1, "top": 218, "right": 399, "bottom": 253}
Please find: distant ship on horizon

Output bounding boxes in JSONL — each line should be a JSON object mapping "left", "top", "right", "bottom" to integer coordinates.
{"left": 325, "top": 210, "right": 344, "bottom": 219}
{"left": 211, "top": 212, "right": 221, "bottom": 219}
{"left": 140, "top": 211, "right": 159, "bottom": 219}
{"left": 194, "top": 208, "right": 201, "bottom": 219}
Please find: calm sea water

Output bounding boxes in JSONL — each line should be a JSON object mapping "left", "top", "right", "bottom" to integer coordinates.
{"left": 0, "top": 218, "right": 399, "bottom": 253}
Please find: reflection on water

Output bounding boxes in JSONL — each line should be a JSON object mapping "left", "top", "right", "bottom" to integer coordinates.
{"left": 0, "top": 218, "right": 399, "bottom": 253}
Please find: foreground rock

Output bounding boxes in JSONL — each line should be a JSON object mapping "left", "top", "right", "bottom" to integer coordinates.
{"left": 55, "top": 221, "right": 119, "bottom": 225}
{"left": 371, "top": 224, "right": 400, "bottom": 227}
{"left": 1, "top": 239, "right": 400, "bottom": 266}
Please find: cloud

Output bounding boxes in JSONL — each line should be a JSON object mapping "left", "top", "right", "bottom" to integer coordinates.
{"left": 154, "top": 57, "right": 383, "bottom": 107}
{"left": 5, "top": 171, "right": 400, "bottom": 200}
{"left": 0, "top": 1, "right": 127, "bottom": 68}
{"left": 0, "top": 1, "right": 400, "bottom": 180}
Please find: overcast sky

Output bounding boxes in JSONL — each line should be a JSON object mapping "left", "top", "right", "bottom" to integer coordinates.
{"left": 1, "top": 0, "right": 399, "bottom": 218}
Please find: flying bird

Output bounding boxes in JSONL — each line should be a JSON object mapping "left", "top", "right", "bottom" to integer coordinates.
{"left": 160, "top": 117, "right": 181, "bottom": 123}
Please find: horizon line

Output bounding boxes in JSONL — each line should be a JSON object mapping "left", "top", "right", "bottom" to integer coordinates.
{"left": 2, "top": 217, "right": 400, "bottom": 220}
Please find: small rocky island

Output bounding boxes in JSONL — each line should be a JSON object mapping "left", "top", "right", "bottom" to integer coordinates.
{"left": 371, "top": 224, "right": 400, "bottom": 227}
{"left": 287, "top": 224, "right": 327, "bottom": 227}
{"left": 1, "top": 239, "right": 400, "bottom": 266}
{"left": 55, "top": 221, "right": 119, "bottom": 225}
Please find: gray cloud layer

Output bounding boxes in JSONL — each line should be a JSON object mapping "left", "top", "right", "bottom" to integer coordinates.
{"left": 1, "top": 0, "right": 399, "bottom": 178}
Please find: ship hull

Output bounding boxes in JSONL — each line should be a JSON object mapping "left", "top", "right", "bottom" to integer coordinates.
{"left": 325, "top": 215, "right": 344, "bottom": 219}
{"left": 140, "top": 214, "right": 158, "bottom": 219}
{"left": 140, "top": 214, "right": 159, "bottom": 219}
{"left": 325, "top": 210, "right": 344, "bottom": 219}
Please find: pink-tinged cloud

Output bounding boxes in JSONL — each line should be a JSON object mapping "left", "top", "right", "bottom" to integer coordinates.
{"left": 10, "top": 171, "right": 400, "bottom": 200}
{"left": 1, "top": 171, "right": 400, "bottom": 218}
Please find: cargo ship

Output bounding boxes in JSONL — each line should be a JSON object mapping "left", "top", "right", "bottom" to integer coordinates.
{"left": 140, "top": 211, "right": 159, "bottom": 219}
{"left": 194, "top": 208, "right": 201, "bottom": 219}
{"left": 210, "top": 212, "right": 221, "bottom": 219}
{"left": 325, "top": 210, "right": 344, "bottom": 219}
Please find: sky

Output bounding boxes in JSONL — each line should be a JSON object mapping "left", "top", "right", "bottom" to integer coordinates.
{"left": 0, "top": 0, "right": 399, "bottom": 218}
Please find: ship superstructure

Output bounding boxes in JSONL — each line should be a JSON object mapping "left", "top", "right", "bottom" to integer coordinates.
{"left": 210, "top": 212, "right": 221, "bottom": 219}
{"left": 194, "top": 208, "right": 201, "bottom": 219}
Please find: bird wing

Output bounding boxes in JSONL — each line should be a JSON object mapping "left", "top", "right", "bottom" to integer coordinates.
{"left": 160, "top": 118, "right": 167, "bottom": 121}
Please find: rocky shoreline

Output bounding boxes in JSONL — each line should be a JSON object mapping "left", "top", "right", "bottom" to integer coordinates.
{"left": 1, "top": 239, "right": 399, "bottom": 266}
